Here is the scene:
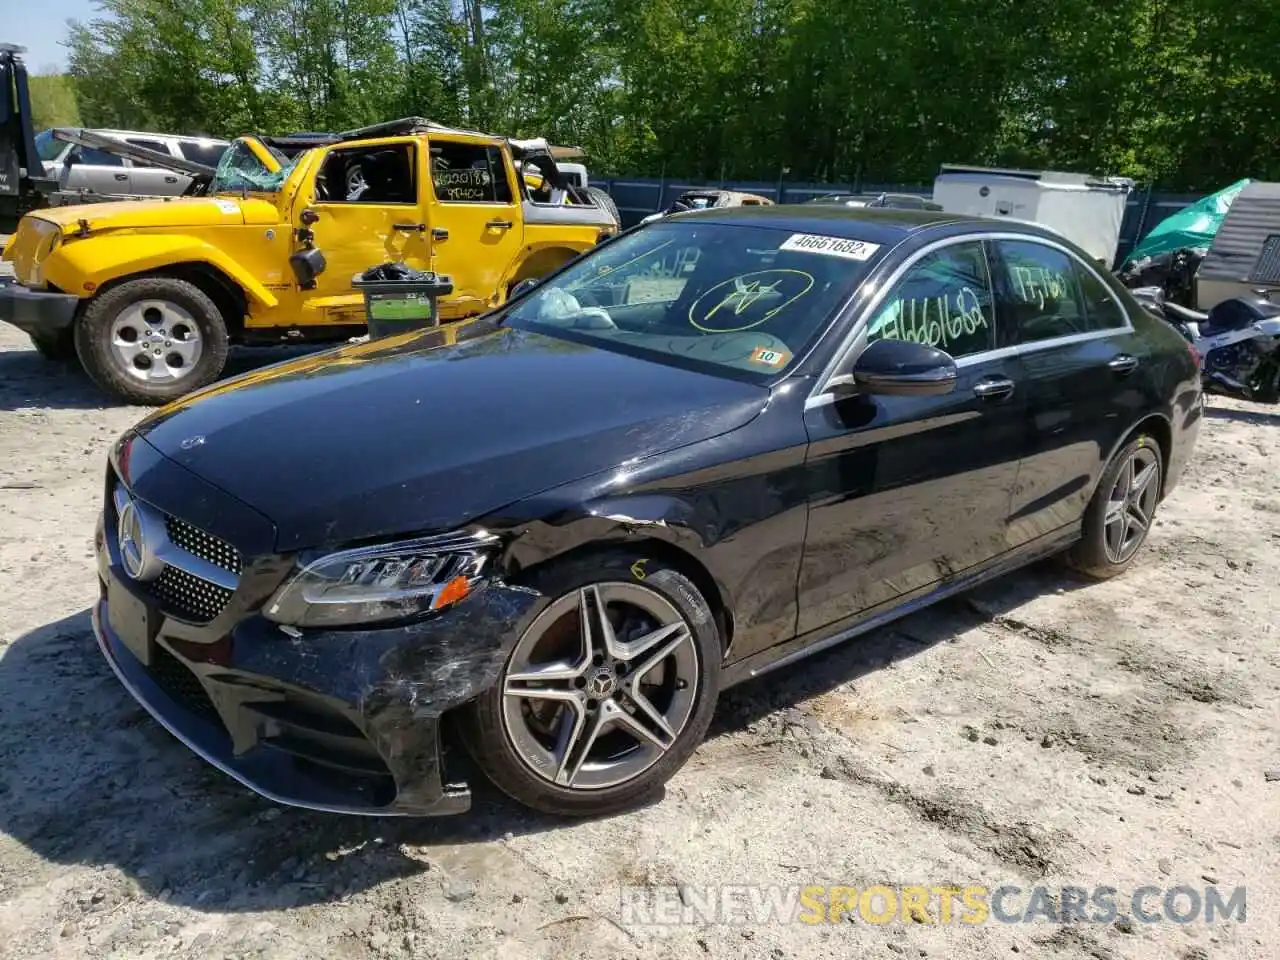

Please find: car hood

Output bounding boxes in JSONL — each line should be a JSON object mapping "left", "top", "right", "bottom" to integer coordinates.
{"left": 133, "top": 325, "right": 768, "bottom": 552}
{"left": 32, "top": 196, "right": 277, "bottom": 232}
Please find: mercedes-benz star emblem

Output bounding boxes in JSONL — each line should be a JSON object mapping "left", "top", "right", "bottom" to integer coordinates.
{"left": 588, "top": 669, "right": 616, "bottom": 698}
{"left": 117, "top": 498, "right": 163, "bottom": 582}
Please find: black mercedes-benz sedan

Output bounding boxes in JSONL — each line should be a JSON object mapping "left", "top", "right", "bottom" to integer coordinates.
{"left": 93, "top": 206, "right": 1203, "bottom": 818}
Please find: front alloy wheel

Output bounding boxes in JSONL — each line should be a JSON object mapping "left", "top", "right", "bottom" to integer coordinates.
{"left": 462, "top": 552, "right": 721, "bottom": 816}
{"left": 503, "top": 582, "right": 699, "bottom": 789}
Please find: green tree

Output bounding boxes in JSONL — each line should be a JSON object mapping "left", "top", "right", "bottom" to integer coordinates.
{"left": 28, "top": 75, "right": 82, "bottom": 129}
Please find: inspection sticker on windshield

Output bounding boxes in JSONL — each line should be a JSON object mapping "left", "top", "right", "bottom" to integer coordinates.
{"left": 779, "top": 233, "right": 880, "bottom": 261}
{"left": 749, "top": 346, "right": 791, "bottom": 368}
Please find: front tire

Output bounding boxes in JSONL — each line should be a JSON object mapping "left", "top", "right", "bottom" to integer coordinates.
{"left": 462, "top": 550, "right": 721, "bottom": 817}
{"left": 1068, "top": 433, "right": 1164, "bottom": 579}
{"left": 74, "top": 277, "right": 229, "bottom": 405}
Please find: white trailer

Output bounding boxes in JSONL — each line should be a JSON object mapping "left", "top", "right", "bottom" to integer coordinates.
{"left": 932, "top": 165, "right": 1135, "bottom": 266}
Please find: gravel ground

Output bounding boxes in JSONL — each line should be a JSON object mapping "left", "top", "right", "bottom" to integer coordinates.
{"left": 0, "top": 300, "right": 1276, "bottom": 960}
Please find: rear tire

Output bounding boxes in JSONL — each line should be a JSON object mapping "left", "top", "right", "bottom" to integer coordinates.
{"left": 461, "top": 550, "right": 721, "bottom": 817}
{"left": 74, "top": 277, "right": 229, "bottom": 405}
{"left": 29, "top": 327, "right": 77, "bottom": 362}
{"left": 1067, "top": 433, "right": 1164, "bottom": 579}
{"left": 587, "top": 186, "right": 621, "bottom": 228}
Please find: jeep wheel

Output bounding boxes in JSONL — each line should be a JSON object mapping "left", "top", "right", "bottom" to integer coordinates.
{"left": 75, "top": 277, "right": 229, "bottom": 405}
{"left": 461, "top": 550, "right": 721, "bottom": 817}
{"left": 28, "top": 327, "right": 77, "bottom": 362}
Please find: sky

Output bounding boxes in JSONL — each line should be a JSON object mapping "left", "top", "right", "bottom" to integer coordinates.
{"left": 3, "top": 0, "right": 96, "bottom": 74}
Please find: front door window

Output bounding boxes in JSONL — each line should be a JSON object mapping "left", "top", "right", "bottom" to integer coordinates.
{"left": 864, "top": 242, "right": 996, "bottom": 358}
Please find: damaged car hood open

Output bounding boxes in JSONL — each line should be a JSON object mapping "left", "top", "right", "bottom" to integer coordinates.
{"left": 132, "top": 325, "right": 769, "bottom": 552}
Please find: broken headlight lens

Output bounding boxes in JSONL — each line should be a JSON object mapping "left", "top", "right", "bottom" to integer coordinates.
{"left": 263, "top": 531, "right": 499, "bottom": 629}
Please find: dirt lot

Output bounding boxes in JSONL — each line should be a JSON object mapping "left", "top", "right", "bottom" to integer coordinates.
{"left": 0, "top": 312, "right": 1276, "bottom": 960}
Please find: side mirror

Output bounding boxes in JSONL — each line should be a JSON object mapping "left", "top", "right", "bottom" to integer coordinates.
{"left": 64, "top": 151, "right": 79, "bottom": 166}
{"left": 509, "top": 277, "right": 541, "bottom": 300}
{"left": 289, "top": 247, "right": 327, "bottom": 290}
{"left": 831, "top": 338, "right": 958, "bottom": 397}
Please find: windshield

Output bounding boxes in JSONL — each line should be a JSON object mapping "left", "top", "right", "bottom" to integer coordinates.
{"left": 504, "top": 221, "right": 883, "bottom": 379}
{"left": 211, "top": 140, "right": 296, "bottom": 193}
{"left": 35, "top": 130, "right": 67, "bottom": 163}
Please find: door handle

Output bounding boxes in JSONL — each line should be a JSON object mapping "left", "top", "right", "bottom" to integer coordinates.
{"left": 164, "top": 175, "right": 178, "bottom": 183}
{"left": 973, "top": 376, "right": 1016, "bottom": 400}
{"left": 486, "top": 219, "right": 514, "bottom": 230}
{"left": 114, "top": 173, "right": 128, "bottom": 181}
{"left": 1108, "top": 354, "right": 1139, "bottom": 375}
{"left": 431, "top": 227, "right": 449, "bottom": 241}
{"left": 392, "top": 222, "right": 427, "bottom": 233}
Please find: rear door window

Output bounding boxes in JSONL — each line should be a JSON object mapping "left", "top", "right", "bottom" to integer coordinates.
{"left": 863, "top": 241, "right": 996, "bottom": 358}
{"left": 1073, "top": 260, "right": 1128, "bottom": 330}
{"left": 993, "top": 240, "right": 1127, "bottom": 345}
{"left": 429, "top": 142, "right": 514, "bottom": 204}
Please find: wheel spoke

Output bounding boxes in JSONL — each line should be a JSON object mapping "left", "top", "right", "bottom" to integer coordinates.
{"left": 1104, "top": 496, "right": 1126, "bottom": 526}
{"left": 580, "top": 584, "right": 621, "bottom": 660}
{"left": 627, "top": 628, "right": 691, "bottom": 681}
{"left": 551, "top": 697, "right": 589, "bottom": 784}
{"left": 561, "top": 705, "right": 608, "bottom": 786}
{"left": 167, "top": 337, "right": 201, "bottom": 364}
{"left": 1131, "top": 460, "right": 1158, "bottom": 501}
{"left": 1116, "top": 456, "right": 1135, "bottom": 496}
{"left": 614, "top": 620, "right": 690, "bottom": 666}
{"left": 503, "top": 678, "right": 582, "bottom": 700}
{"left": 606, "top": 699, "right": 671, "bottom": 751}
{"left": 1105, "top": 508, "right": 1127, "bottom": 560}
{"left": 622, "top": 680, "right": 677, "bottom": 744}
{"left": 111, "top": 335, "right": 144, "bottom": 357}
{"left": 1127, "top": 501, "right": 1149, "bottom": 531}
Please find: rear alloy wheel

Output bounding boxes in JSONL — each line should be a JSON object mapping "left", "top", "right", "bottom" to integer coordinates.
{"left": 75, "top": 277, "right": 229, "bottom": 405}
{"left": 1068, "top": 433, "right": 1164, "bottom": 579}
{"left": 462, "top": 552, "right": 720, "bottom": 816}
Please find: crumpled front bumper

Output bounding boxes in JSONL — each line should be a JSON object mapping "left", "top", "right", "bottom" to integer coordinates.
{"left": 93, "top": 526, "right": 542, "bottom": 816}
{"left": 0, "top": 277, "right": 79, "bottom": 335}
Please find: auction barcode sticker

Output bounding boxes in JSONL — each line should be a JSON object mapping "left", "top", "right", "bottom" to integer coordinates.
{"left": 779, "top": 233, "right": 880, "bottom": 261}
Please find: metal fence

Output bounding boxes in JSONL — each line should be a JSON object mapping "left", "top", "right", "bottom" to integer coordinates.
{"left": 593, "top": 176, "right": 1204, "bottom": 265}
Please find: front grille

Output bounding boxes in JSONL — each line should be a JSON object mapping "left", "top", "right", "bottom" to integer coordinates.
{"left": 146, "top": 645, "right": 223, "bottom": 728}
{"left": 165, "top": 515, "right": 242, "bottom": 575}
{"left": 150, "top": 565, "right": 234, "bottom": 623}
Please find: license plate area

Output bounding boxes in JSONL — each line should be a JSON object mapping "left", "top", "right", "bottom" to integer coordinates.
{"left": 107, "top": 578, "right": 159, "bottom": 666}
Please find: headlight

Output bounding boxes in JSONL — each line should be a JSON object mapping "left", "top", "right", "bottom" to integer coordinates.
{"left": 263, "top": 530, "right": 499, "bottom": 629}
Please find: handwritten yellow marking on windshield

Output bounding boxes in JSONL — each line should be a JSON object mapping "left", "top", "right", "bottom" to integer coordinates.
{"left": 689, "top": 269, "right": 815, "bottom": 333}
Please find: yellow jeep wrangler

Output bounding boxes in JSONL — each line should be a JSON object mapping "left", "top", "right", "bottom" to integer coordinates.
{"left": 0, "top": 118, "right": 618, "bottom": 404}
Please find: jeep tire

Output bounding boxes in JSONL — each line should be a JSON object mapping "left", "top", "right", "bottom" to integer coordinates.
{"left": 75, "top": 277, "right": 229, "bottom": 405}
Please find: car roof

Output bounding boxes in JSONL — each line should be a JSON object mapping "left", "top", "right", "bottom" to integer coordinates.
{"left": 674, "top": 203, "right": 1058, "bottom": 245}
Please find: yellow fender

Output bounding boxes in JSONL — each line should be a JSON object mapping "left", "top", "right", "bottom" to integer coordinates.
{"left": 45, "top": 234, "right": 279, "bottom": 310}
